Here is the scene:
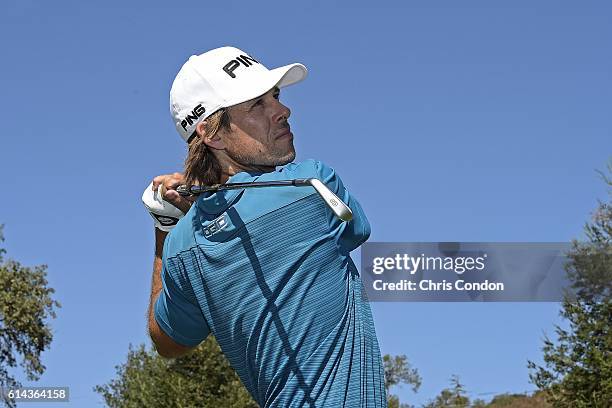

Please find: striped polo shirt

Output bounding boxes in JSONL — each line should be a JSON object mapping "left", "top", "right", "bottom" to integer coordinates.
{"left": 155, "top": 159, "right": 386, "bottom": 407}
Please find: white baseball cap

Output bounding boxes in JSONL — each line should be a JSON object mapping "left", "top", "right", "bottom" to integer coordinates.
{"left": 170, "top": 46, "right": 308, "bottom": 143}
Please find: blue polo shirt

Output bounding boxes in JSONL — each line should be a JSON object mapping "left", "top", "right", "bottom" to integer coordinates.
{"left": 155, "top": 159, "right": 386, "bottom": 407}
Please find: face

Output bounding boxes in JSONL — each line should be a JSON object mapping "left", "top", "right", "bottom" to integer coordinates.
{"left": 220, "top": 87, "right": 295, "bottom": 171}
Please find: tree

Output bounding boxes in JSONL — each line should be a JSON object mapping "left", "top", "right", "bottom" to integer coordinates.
{"left": 0, "top": 225, "right": 60, "bottom": 408}
{"left": 423, "top": 384, "right": 551, "bottom": 408}
{"left": 383, "top": 354, "right": 421, "bottom": 408}
{"left": 471, "top": 398, "right": 488, "bottom": 408}
{"left": 486, "top": 391, "right": 551, "bottom": 407}
{"left": 387, "top": 394, "right": 414, "bottom": 408}
{"left": 95, "top": 336, "right": 257, "bottom": 408}
{"left": 422, "top": 375, "right": 470, "bottom": 408}
{"left": 528, "top": 165, "right": 612, "bottom": 408}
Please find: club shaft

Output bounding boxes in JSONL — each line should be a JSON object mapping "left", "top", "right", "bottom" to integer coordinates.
{"left": 177, "top": 179, "right": 311, "bottom": 196}
{"left": 176, "top": 178, "right": 353, "bottom": 222}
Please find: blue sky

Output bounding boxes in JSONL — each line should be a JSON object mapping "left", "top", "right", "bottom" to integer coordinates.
{"left": 1, "top": 1, "right": 610, "bottom": 406}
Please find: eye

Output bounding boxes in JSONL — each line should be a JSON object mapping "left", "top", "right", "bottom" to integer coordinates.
{"left": 273, "top": 92, "right": 280, "bottom": 100}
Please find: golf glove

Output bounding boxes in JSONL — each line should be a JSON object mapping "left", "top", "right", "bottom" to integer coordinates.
{"left": 142, "top": 181, "right": 185, "bottom": 232}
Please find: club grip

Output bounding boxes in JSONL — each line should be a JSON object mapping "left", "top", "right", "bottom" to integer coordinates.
{"left": 176, "top": 185, "right": 192, "bottom": 196}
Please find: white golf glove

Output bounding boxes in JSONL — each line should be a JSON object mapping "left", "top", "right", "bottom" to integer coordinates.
{"left": 142, "top": 181, "right": 185, "bottom": 232}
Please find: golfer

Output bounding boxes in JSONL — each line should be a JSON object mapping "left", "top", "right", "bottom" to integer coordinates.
{"left": 146, "top": 46, "right": 386, "bottom": 407}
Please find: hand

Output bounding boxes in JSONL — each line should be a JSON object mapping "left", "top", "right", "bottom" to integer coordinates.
{"left": 142, "top": 173, "right": 194, "bottom": 232}
{"left": 151, "top": 173, "right": 194, "bottom": 214}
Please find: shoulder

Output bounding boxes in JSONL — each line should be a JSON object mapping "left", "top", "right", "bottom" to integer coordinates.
{"left": 279, "top": 159, "right": 336, "bottom": 180}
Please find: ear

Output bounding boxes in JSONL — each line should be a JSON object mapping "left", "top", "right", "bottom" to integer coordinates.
{"left": 196, "top": 120, "right": 225, "bottom": 149}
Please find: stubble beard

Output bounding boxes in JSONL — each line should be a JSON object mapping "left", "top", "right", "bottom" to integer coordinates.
{"left": 225, "top": 141, "right": 296, "bottom": 170}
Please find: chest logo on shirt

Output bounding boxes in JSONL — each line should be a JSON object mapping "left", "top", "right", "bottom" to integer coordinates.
{"left": 203, "top": 213, "right": 228, "bottom": 238}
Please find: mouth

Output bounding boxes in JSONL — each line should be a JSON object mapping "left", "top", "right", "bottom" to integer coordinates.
{"left": 275, "top": 127, "right": 293, "bottom": 140}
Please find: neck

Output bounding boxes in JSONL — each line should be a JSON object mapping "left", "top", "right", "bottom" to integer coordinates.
{"left": 216, "top": 155, "right": 276, "bottom": 184}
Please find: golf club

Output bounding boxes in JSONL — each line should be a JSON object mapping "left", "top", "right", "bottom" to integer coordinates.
{"left": 163, "top": 178, "right": 353, "bottom": 222}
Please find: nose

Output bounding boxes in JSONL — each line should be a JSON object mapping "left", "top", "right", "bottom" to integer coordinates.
{"left": 273, "top": 100, "right": 291, "bottom": 123}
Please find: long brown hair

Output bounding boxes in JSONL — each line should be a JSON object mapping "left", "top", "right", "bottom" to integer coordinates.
{"left": 184, "top": 109, "right": 231, "bottom": 187}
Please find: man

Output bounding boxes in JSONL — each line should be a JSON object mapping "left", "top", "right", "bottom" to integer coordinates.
{"left": 146, "top": 46, "right": 386, "bottom": 407}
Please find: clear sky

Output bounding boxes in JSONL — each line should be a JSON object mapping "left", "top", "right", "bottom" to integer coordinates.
{"left": 1, "top": 1, "right": 610, "bottom": 406}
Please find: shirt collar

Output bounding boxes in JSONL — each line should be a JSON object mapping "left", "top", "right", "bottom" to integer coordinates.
{"left": 195, "top": 170, "right": 265, "bottom": 215}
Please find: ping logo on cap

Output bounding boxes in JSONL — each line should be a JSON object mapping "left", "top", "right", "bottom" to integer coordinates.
{"left": 223, "top": 54, "right": 260, "bottom": 78}
{"left": 181, "top": 103, "right": 206, "bottom": 131}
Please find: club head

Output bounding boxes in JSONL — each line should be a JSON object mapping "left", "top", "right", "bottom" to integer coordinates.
{"left": 307, "top": 178, "right": 353, "bottom": 222}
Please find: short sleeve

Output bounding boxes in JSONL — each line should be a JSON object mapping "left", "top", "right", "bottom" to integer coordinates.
{"left": 154, "top": 252, "right": 210, "bottom": 347}
{"left": 315, "top": 160, "right": 371, "bottom": 254}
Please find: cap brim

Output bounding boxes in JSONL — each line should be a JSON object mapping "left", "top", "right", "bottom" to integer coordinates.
{"left": 223, "top": 63, "right": 308, "bottom": 109}
{"left": 272, "top": 63, "right": 308, "bottom": 88}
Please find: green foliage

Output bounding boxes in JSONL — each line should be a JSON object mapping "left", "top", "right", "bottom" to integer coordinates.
{"left": 383, "top": 354, "right": 421, "bottom": 408}
{"left": 423, "top": 375, "right": 469, "bottom": 408}
{"left": 528, "top": 165, "right": 612, "bottom": 408}
{"left": 95, "top": 336, "right": 257, "bottom": 408}
{"left": 388, "top": 394, "right": 400, "bottom": 408}
{"left": 384, "top": 354, "right": 422, "bottom": 394}
{"left": 0, "top": 226, "right": 60, "bottom": 408}
{"left": 489, "top": 394, "right": 528, "bottom": 407}
{"left": 388, "top": 393, "right": 415, "bottom": 408}
{"left": 486, "top": 392, "right": 551, "bottom": 408}
{"left": 421, "top": 382, "right": 551, "bottom": 408}
{"left": 472, "top": 398, "right": 488, "bottom": 408}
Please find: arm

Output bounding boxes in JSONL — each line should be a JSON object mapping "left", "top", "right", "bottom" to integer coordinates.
{"left": 147, "top": 228, "right": 195, "bottom": 358}
{"left": 145, "top": 173, "right": 199, "bottom": 358}
{"left": 316, "top": 161, "right": 371, "bottom": 253}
